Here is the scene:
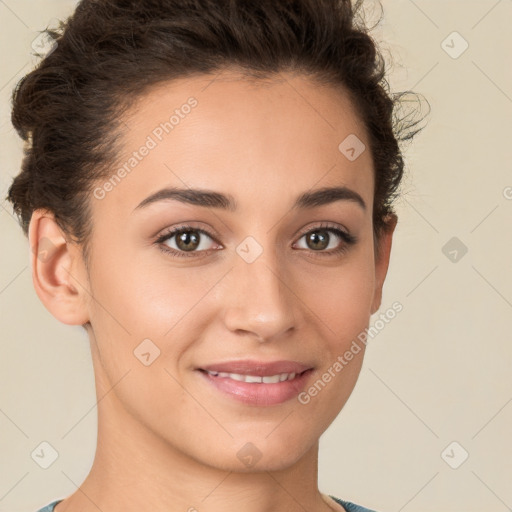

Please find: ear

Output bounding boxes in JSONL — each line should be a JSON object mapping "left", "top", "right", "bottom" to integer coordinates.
{"left": 371, "top": 214, "right": 398, "bottom": 315}
{"left": 28, "top": 209, "right": 90, "bottom": 325}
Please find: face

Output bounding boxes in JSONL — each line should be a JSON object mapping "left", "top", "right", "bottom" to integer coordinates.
{"left": 76, "top": 70, "right": 394, "bottom": 471}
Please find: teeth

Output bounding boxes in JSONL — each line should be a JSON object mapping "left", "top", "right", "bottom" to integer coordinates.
{"left": 227, "top": 373, "right": 245, "bottom": 381}
{"left": 206, "top": 370, "right": 299, "bottom": 383}
{"left": 245, "top": 374, "right": 262, "bottom": 383}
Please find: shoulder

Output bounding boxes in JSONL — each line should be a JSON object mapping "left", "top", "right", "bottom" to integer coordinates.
{"left": 34, "top": 499, "right": 63, "bottom": 512}
{"left": 330, "top": 495, "right": 380, "bottom": 512}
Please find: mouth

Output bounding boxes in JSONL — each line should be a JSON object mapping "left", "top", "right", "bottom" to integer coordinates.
{"left": 195, "top": 360, "right": 314, "bottom": 406}
{"left": 199, "top": 368, "right": 309, "bottom": 384}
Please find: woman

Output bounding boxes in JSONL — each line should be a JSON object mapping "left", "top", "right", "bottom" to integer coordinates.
{"left": 7, "top": 0, "right": 425, "bottom": 511}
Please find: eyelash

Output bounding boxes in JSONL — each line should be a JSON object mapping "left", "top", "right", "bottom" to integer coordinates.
{"left": 155, "top": 222, "right": 357, "bottom": 259}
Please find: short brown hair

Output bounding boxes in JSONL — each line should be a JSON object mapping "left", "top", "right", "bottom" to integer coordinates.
{"left": 6, "top": 0, "right": 428, "bottom": 265}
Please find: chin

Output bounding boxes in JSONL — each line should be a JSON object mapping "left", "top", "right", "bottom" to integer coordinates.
{"left": 191, "top": 431, "right": 315, "bottom": 473}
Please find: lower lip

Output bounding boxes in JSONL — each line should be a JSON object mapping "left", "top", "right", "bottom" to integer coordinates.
{"left": 198, "top": 369, "right": 314, "bottom": 406}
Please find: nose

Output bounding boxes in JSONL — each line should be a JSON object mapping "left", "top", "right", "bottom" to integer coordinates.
{"left": 222, "top": 252, "right": 299, "bottom": 343}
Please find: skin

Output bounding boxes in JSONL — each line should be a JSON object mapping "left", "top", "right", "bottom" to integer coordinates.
{"left": 29, "top": 70, "right": 397, "bottom": 512}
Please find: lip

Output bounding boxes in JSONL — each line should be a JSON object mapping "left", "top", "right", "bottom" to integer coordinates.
{"left": 197, "top": 360, "right": 314, "bottom": 406}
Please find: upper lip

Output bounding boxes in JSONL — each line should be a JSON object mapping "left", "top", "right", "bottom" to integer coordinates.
{"left": 199, "top": 360, "right": 313, "bottom": 376}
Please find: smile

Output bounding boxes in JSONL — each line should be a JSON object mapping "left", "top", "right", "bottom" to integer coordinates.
{"left": 198, "top": 366, "right": 314, "bottom": 406}
{"left": 204, "top": 370, "right": 299, "bottom": 383}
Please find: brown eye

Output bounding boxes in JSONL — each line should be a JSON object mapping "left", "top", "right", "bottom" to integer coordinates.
{"left": 156, "top": 225, "right": 220, "bottom": 258}
{"left": 174, "top": 230, "right": 201, "bottom": 252}
{"left": 304, "top": 229, "right": 330, "bottom": 251}
{"left": 294, "top": 224, "right": 357, "bottom": 257}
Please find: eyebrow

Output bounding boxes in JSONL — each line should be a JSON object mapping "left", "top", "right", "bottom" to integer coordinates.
{"left": 133, "top": 185, "right": 366, "bottom": 213}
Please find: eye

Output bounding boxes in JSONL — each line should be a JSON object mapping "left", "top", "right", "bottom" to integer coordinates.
{"left": 155, "top": 224, "right": 221, "bottom": 258}
{"left": 155, "top": 222, "right": 357, "bottom": 259}
{"left": 293, "top": 223, "right": 357, "bottom": 257}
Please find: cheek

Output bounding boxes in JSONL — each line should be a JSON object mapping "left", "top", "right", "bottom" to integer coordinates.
{"left": 297, "top": 253, "right": 376, "bottom": 342}
{"left": 86, "top": 248, "right": 222, "bottom": 376}
{"left": 292, "top": 259, "right": 375, "bottom": 429}
{"left": 89, "top": 244, "right": 204, "bottom": 331}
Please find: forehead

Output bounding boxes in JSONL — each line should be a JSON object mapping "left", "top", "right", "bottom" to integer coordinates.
{"left": 96, "top": 70, "right": 373, "bottom": 217}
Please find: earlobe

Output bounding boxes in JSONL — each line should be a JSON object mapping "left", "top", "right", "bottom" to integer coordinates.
{"left": 370, "top": 214, "right": 398, "bottom": 315}
{"left": 28, "top": 209, "right": 90, "bottom": 325}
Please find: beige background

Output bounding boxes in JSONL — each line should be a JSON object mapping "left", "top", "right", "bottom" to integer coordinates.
{"left": 1, "top": 1, "right": 511, "bottom": 511}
